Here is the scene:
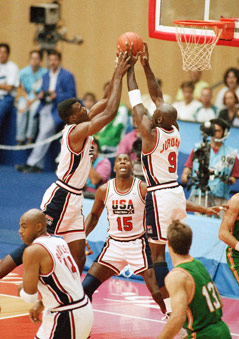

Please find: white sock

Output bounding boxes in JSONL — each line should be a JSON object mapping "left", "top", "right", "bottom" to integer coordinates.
{"left": 164, "top": 297, "right": 172, "bottom": 314}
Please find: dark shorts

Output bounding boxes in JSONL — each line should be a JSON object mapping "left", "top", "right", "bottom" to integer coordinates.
{"left": 10, "top": 243, "right": 28, "bottom": 266}
{"left": 41, "top": 183, "right": 85, "bottom": 242}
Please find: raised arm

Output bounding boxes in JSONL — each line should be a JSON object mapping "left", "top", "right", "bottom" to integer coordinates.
{"left": 140, "top": 42, "right": 163, "bottom": 106}
{"left": 87, "top": 75, "right": 116, "bottom": 120}
{"left": 71, "top": 51, "right": 130, "bottom": 144}
{"left": 127, "top": 64, "right": 156, "bottom": 152}
{"left": 85, "top": 184, "right": 107, "bottom": 237}
{"left": 219, "top": 193, "right": 239, "bottom": 249}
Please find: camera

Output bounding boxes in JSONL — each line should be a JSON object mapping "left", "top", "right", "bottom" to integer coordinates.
{"left": 188, "top": 122, "right": 213, "bottom": 193}
{"left": 30, "top": 3, "right": 60, "bottom": 25}
{"left": 43, "top": 91, "right": 53, "bottom": 103}
{"left": 200, "top": 121, "right": 215, "bottom": 137}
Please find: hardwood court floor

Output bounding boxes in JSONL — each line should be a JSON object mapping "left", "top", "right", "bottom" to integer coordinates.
{"left": 0, "top": 265, "right": 238, "bottom": 339}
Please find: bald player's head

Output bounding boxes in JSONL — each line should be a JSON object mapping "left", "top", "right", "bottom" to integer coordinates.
{"left": 19, "top": 209, "right": 47, "bottom": 245}
{"left": 152, "top": 103, "right": 177, "bottom": 129}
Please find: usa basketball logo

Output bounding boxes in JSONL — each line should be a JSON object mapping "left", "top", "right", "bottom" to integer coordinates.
{"left": 147, "top": 225, "right": 153, "bottom": 234}
{"left": 45, "top": 214, "right": 54, "bottom": 226}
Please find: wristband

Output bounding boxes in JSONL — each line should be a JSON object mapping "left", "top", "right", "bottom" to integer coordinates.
{"left": 128, "top": 89, "right": 143, "bottom": 108}
{"left": 235, "top": 242, "right": 239, "bottom": 252}
{"left": 20, "top": 288, "right": 38, "bottom": 304}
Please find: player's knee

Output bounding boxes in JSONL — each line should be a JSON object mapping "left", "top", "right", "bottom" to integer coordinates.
{"left": 76, "top": 253, "right": 86, "bottom": 273}
{"left": 82, "top": 273, "right": 102, "bottom": 301}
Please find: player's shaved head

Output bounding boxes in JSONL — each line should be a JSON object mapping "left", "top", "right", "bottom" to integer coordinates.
{"left": 153, "top": 103, "right": 177, "bottom": 129}
{"left": 19, "top": 209, "right": 47, "bottom": 244}
{"left": 21, "top": 209, "right": 47, "bottom": 227}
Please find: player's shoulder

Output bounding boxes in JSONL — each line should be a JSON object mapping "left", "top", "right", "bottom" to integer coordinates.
{"left": 229, "top": 193, "right": 239, "bottom": 206}
{"left": 167, "top": 267, "right": 189, "bottom": 284}
{"left": 165, "top": 269, "right": 188, "bottom": 292}
{"left": 95, "top": 182, "right": 108, "bottom": 199}
{"left": 23, "top": 242, "right": 47, "bottom": 261}
{"left": 138, "top": 179, "right": 147, "bottom": 197}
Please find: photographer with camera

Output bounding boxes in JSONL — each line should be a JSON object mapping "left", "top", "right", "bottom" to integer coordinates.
{"left": 181, "top": 118, "right": 239, "bottom": 206}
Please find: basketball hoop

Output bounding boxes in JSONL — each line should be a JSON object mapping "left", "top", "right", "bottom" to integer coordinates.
{"left": 173, "top": 19, "right": 235, "bottom": 71}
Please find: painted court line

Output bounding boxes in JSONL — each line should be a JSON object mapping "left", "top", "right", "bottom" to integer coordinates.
{"left": 93, "top": 308, "right": 166, "bottom": 324}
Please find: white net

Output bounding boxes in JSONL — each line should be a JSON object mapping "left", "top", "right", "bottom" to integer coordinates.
{"left": 175, "top": 24, "right": 223, "bottom": 71}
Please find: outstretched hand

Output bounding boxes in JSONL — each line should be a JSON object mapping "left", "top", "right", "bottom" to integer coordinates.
{"left": 139, "top": 42, "right": 149, "bottom": 67}
{"left": 115, "top": 49, "right": 131, "bottom": 76}
{"left": 205, "top": 205, "right": 228, "bottom": 216}
{"left": 126, "top": 42, "right": 138, "bottom": 66}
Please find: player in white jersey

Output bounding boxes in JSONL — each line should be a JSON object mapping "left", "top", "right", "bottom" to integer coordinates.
{"left": 18, "top": 209, "right": 93, "bottom": 339}
{"left": 82, "top": 153, "right": 166, "bottom": 314}
{"left": 2, "top": 51, "right": 131, "bottom": 275}
{"left": 126, "top": 43, "right": 187, "bottom": 310}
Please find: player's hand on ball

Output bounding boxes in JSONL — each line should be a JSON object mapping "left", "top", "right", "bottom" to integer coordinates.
{"left": 139, "top": 42, "right": 149, "bottom": 66}
{"left": 126, "top": 42, "right": 138, "bottom": 66}
{"left": 115, "top": 50, "right": 131, "bottom": 76}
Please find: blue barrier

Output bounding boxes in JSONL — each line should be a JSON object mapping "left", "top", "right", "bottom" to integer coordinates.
{"left": 83, "top": 199, "right": 238, "bottom": 299}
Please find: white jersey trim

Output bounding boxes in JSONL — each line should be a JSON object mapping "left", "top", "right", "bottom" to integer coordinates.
{"left": 141, "top": 127, "right": 159, "bottom": 156}
{"left": 66, "top": 125, "right": 88, "bottom": 156}
{"left": 113, "top": 177, "right": 135, "bottom": 196}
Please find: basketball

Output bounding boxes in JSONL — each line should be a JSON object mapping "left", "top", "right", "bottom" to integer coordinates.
{"left": 117, "top": 32, "right": 144, "bottom": 56}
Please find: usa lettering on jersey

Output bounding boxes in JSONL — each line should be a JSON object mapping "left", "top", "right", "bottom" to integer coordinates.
{"left": 112, "top": 199, "right": 134, "bottom": 215}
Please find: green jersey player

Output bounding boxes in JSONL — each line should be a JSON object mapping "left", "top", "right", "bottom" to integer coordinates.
{"left": 158, "top": 220, "right": 231, "bottom": 339}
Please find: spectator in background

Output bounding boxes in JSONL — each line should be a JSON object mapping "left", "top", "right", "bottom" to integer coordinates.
{"left": 82, "top": 92, "right": 97, "bottom": 112}
{"left": 94, "top": 81, "right": 130, "bottom": 155}
{"left": 193, "top": 87, "right": 218, "bottom": 122}
{"left": 173, "top": 81, "right": 201, "bottom": 121}
{"left": 142, "top": 78, "right": 172, "bottom": 116}
{"left": 0, "top": 43, "right": 19, "bottom": 129}
{"left": 16, "top": 49, "right": 76, "bottom": 173}
{"left": 181, "top": 118, "right": 239, "bottom": 206}
{"left": 218, "top": 90, "right": 239, "bottom": 127}
{"left": 215, "top": 67, "right": 239, "bottom": 111}
{"left": 84, "top": 138, "right": 111, "bottom": 194}
{"left": 16, "top": 50, "right": 47, "bottom": 145}
{"left": 175, "top": 70, "right": 208, "bottom": 101}
{"left": 117, "top": 116, "right": 144, "bottom": 180}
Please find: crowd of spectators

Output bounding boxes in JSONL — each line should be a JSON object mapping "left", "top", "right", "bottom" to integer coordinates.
{"left": 1, "top": 41, "right": 239, "bottom": 203}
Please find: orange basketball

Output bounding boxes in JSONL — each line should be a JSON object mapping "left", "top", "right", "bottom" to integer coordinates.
{"left": 117, "top": 32, "right": 144, "bottom": 56}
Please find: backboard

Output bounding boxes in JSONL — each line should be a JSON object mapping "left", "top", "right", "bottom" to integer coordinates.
{"left": 149, "top": 0, "right": 239, "bottom": 47}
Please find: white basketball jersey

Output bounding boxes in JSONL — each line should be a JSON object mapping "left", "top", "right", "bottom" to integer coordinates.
{"left": 141, "top": 126, "right": 180, "bottom": 186}
{"left": 56, "top": 125, "right": 94, "bottom": 189}
{"left": 104, "top": 177, "right": 146, "bottom": 241}
{"left": 33, "top": 235, "right": 85, "bottom": 310}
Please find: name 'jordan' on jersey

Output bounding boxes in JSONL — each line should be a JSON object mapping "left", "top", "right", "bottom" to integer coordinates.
{"left": 56, "top": 124, "right": 94, "bottom": 189}
{"left": 104, "top": 177, "right": 146, "bottom": 241}
{"left": 142, "top": 126, "right": 180, "bottom": 186}
{"left": 33, "top": 235, "right": 87, "bottom": 310}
